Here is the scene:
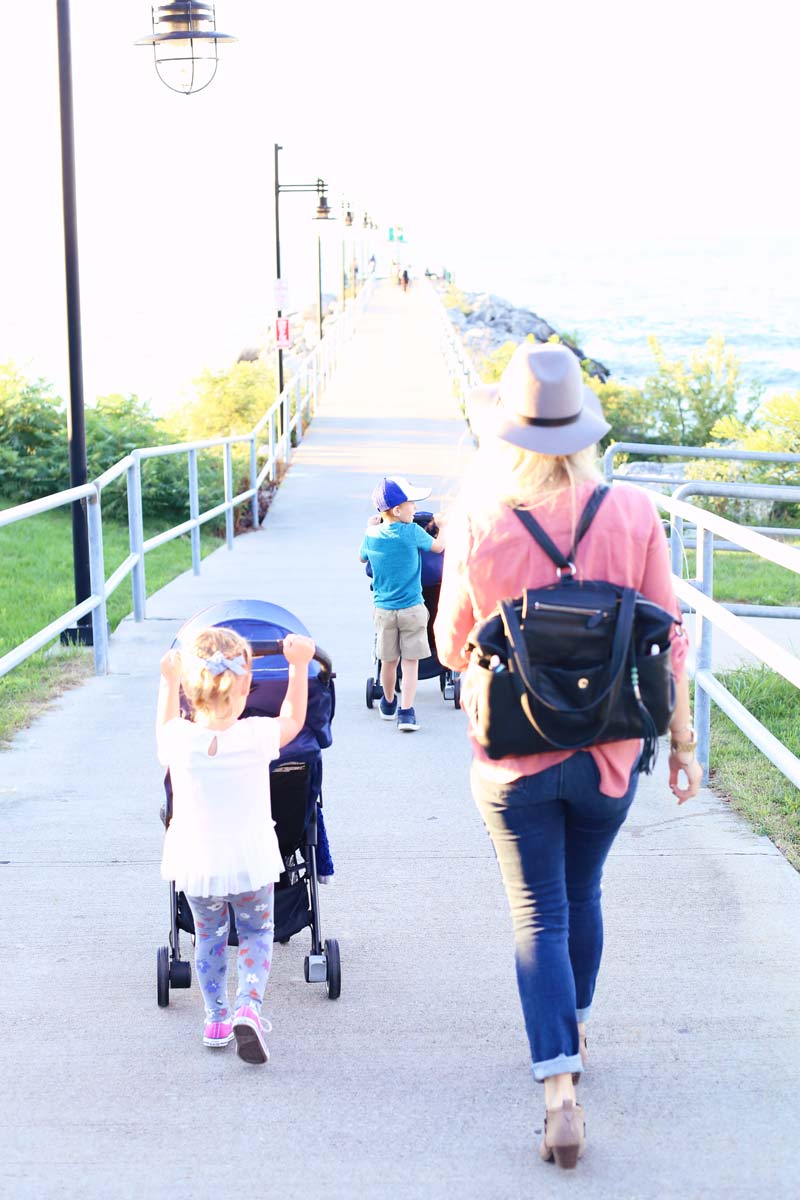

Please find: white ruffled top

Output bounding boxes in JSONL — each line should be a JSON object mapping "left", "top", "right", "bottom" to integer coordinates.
{"left": 158, "top": 716, "right": 283, "bottom": 897}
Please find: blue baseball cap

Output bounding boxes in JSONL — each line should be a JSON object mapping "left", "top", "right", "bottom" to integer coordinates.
{"left": 371, "top": 475, "right": 432, "bottom": 512}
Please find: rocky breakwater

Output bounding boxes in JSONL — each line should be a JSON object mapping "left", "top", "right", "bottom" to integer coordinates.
{"left": 442, "top": 287, "right": 610, "bottom": 383}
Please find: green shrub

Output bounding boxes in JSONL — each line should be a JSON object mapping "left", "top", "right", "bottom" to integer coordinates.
{"left": 0, "top": 364, "right": 69, "bottom": 496}
{"left": 643, "top": 333, "right": 760, "bottom": 448}
{"left": 686, "top": 391, "right": 800, "bottom": 524}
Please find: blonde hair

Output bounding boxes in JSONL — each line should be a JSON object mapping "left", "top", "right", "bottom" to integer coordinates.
{"left": 180, "top": 627, "right": 252, "bottom": 719}
{"left": 454, "top": 438, "right": 603, "bottom": 540}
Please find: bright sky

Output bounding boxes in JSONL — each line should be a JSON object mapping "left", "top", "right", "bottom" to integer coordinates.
{"left": 2, "top": 0, "right": 797, "bottom": 414}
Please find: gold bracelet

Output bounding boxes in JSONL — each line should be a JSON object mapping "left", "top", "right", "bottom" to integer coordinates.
{"left": 670, "top": 726, "right": 697, "bottom": 754}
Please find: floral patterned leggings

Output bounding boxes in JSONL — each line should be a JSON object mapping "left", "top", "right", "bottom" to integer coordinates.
{"left": 186, "top": 885, "right": 275, "bottom": 1022}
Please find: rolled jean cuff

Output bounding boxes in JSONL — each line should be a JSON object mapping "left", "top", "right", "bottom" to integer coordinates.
{"left": 575, "top": 1005, "right": 592, "bottom": 1023}
{"left": 532, "top": 1052, "right": 584, "bottom": 1083}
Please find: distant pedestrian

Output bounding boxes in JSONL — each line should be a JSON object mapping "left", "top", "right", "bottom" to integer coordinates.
{"left": 156, "top": 625, "right": 315, "bottom": 1064}
{"left": 434, "top": 342, "right": 701, "bottom": 1168}
{"left": 360, "top": 475, "right": 445, "bottom": 731}
{"left": 401, "top": 268, "right": 410, "bottom": 292}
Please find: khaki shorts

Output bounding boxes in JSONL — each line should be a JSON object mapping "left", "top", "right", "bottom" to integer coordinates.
{"left": 374, "top": 604, "right": 430, "bottom": 662}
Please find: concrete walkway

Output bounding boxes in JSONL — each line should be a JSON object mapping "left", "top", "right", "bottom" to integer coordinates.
{"left": 2, "top": 280, "right": 799, "bottom": 1199}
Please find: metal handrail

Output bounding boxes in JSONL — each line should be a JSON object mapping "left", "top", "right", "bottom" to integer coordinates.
{"left": 603, "top": 442, "right": 800, "bottom": 477}
{"left": 421, "top": 276, "right": 482, "bottom": 407}
{"left": 650, "top": 489, "right": 800, "bottom": 790}
{"left": 1, "top": 273, "right": 375, "bottom": 680}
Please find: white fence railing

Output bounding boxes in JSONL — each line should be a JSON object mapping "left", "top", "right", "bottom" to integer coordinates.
{"left": 0, "top": 277, "right": 375, "bottom": 679}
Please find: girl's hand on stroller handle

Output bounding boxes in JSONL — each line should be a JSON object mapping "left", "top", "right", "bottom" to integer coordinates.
{"left": 251, "top": 639, "right": 335, "bottom": 683}
{"left": 160, "top": 648, "right": 182, "bottom": 682}
{"left": 283, "top": 634, "right": 315, "bottom": 665}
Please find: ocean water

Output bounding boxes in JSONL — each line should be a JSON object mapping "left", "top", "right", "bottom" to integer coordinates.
{"left": 450, "top": 233, "right": 800, "bottom": 401}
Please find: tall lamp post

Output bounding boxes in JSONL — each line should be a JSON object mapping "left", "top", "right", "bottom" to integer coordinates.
{"left": 56, "top": 0, "right": 91, "bottom": 643}
{"left": 56, "top": 2, "right": 235, "bottom": 644}
{"left": 273, "top": 143, "right": 331, "bottom": 395}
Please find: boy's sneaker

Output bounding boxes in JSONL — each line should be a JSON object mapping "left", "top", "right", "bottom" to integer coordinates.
{"left": 379, "top": 695, "right": 398, "bottom": 720}
{"left": 232, "top": 1004, "right": 270, "bottom": 1065}
{"left": 203, "top": 1018, "right": 234, "bottom": 1048}
{"left": 397, "top": 707, "right": 420, "bottom": 732}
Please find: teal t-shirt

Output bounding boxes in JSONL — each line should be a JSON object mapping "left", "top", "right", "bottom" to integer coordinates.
{"left": 360, "top": 520, "right": 434, "bottom": 609}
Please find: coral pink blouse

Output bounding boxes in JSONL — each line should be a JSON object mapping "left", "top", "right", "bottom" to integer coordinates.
{"left": 433, "top": 480, "right": 688, "bottom": 797}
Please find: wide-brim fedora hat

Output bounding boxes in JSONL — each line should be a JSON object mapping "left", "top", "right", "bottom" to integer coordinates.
{"left": 467, "top": 341, "right": 611, "bottom": 456}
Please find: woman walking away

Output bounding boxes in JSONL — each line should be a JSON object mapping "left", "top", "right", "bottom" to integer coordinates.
{"left": 433, "top": 342, "right": 701, "bottom": 1167}
{"left": 157, "top": 625, "right": 315, "bottom": 1065}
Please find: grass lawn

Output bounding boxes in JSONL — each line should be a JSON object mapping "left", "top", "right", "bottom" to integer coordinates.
{"left": 682, "top": 548, "right": 800, "bottom": 606}
{"left": 0, "top": 504, "right": 221, "bottom": 744}
{"left": 708, "top": 667, "right": 800, "bottom": 870}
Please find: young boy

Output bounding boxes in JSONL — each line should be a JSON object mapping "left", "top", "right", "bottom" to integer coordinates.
{"left": 360, "top": 475, "right": 445, "bottom": 731}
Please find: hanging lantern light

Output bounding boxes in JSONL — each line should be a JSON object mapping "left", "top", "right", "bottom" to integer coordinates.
{"left": 136, "top": 2, "right": 236, "bottom": 95}
{"left": 315, "top": 184, "right": 331, "bottom": 220}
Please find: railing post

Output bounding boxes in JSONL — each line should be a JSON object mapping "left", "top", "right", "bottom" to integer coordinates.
{"left": 268, "top": 409, "right": 276, "bottom": 482}
{"left": 602, "top": 445, "right": 616, "bottom": 482}
{"left": 294, "top": 377, "right": 303, "bottom": 445}
{"left": 670, "top": 513, "right": 684, "bottom": 579}
{"left": 223, "top": 442, "right": 234, "bottom": 549}
{"left": 312, "top": 354, "right": 318, "bottom": 416}
{"left": 188, "top": 448, "right": 201, "bottom": 575}
{"left": 249, "top": 437, "right": 260, "bottom": 531}
{"left": 283, "top": 389, "right": 291, "bottom": 464}
{"left": 128, "top": 453, "right": 147, "bottom": 621}
{"left": 87, "top": 488, "right": 109, "bottom": 675}
{"left": 694, "top": 522, "right": 714, "bottom": 783}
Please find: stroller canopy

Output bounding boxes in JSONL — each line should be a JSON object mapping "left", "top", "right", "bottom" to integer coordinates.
{"left": 174, "top": 599, "right": 334, "bottom": 754}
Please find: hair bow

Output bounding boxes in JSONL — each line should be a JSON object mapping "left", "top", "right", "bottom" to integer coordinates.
{"left": 203, "top": 651, "right": 247, "bottom": 677}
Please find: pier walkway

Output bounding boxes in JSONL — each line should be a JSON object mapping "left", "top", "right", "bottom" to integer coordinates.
{"left": 2, "top": 280, "right": 799, "bottom": 1199}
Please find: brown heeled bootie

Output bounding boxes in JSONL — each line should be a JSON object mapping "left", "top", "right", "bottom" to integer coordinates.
{"left": 539, "top": 1098, "right": 586, "bottom": 1170}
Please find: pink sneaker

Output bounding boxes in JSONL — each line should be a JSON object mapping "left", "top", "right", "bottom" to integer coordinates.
{"left": 232, "top": 1004, "right": 269, "bottom": 1064}
{"left": 203, "top": 1018, "right": 234, "bottom": 1048}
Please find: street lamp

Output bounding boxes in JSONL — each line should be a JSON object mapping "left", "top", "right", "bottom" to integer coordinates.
{"left": 273, "top": 143, "right": 332, "bottom": 394}
{"left": 56, "top": 0, "right": 90, "bottom": 644}
{"left": 55, "top": 2, "right": 233, "bottom": 646}
{"left": 136, "top": 2, "right": 236, "bottom": 95}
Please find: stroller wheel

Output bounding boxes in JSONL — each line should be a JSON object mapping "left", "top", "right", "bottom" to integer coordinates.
{"left": 365, "top": 676, "right": 375, "bottom": 708}
{"left": 453, "top": 675, "right": 462, "bottom": 708}
{"left": 157, "top": 945, "right": 170, "bottom": 1008}
{"left": 170, "top": 959, "right": 192, "bottom": 989}
{"left": 324, "top": 938, "right": 341, "bottom": 1000}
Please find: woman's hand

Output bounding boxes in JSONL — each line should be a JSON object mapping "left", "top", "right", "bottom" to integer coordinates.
{"left": 669, "top": 751, "right": 703, "bottom": 804}
{"left": 283, "top": 634, "right": 315, "bottom": 666}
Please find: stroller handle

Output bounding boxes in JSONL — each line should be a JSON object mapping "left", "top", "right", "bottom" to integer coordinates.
{"left": 250, "top": 639, "right": 335, "bottom": 684}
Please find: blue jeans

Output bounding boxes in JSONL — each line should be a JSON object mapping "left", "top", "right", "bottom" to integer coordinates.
{"left": 471, "top": 753, "right": 638, "bottom": 1082}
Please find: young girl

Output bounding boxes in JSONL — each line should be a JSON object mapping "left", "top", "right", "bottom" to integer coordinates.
{"left": 156, "top": 625, "right": 315, "bottom": 1065}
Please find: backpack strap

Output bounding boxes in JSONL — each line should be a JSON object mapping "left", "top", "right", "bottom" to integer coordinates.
{"left": 512, "top": 484, "right": 610, "bottom": 572}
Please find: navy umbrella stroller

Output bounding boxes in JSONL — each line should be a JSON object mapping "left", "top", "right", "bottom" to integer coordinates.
{"left": 156, "top": 598, "right": 341, "bottom": 1007}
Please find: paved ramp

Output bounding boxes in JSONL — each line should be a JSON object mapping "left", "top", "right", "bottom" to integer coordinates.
{"left": 2, "top": 280, "right": 799, "bottom": 1199}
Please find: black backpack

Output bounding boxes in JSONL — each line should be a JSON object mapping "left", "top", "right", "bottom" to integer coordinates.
{"left": 464, "top": 485, "right": 677, "bottom": 771}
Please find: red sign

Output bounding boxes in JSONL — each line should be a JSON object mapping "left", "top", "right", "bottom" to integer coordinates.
{"left": 275, "top": 317, "right": 291, "bottom": 349}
